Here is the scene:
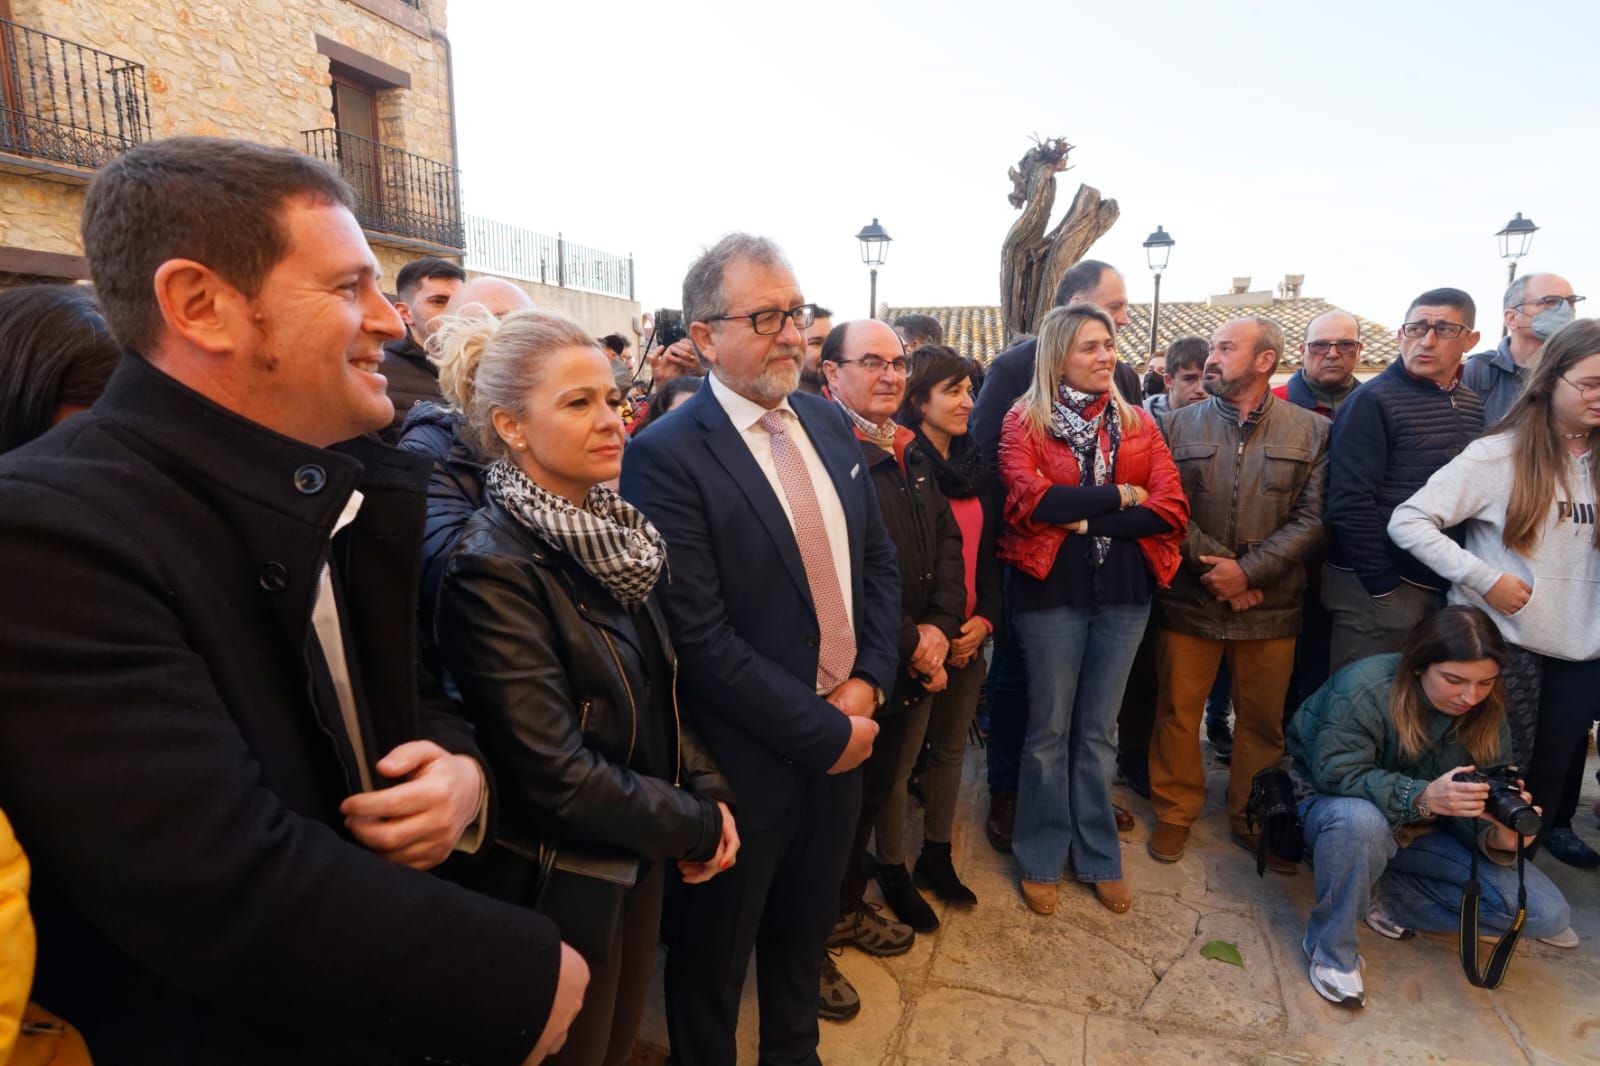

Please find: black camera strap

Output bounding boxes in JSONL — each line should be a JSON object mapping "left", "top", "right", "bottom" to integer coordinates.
{"left": 1458, "top": 834, "right": 1527, "bottom": 989}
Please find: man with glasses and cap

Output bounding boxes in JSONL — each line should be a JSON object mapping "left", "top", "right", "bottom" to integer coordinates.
{"left": 1323, "top": 289, "right": 1486, "bottom": 672}
{"left": 1465, "top": 273, "right": 1585, "bottom": 426}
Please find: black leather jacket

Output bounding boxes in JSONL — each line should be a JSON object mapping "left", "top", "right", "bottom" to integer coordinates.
{"left": 436, "top": 499, "right": 731, "bottom": 900}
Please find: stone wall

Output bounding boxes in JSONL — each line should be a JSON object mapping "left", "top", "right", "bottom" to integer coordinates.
{"left": 1, "top": 0, "right": 457, "bottom": 265}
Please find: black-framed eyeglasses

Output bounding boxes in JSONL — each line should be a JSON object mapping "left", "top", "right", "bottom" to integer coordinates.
{"left": 1560, "top": 375, "right": 1600, "bottom": 401}
{"left": 1400, "top": 321, "right": 1469, "bottom": 339}
{"left": 1513, "top": 294, "right": 1587, "bottom": 313}
{"left": 833, "top": 355, "right": 909, "bottom": 375}
{"left": 1306, "top": 340, "right": 1362, "bottom": 357}
{"left": 705, "top": 303, "right": 817, "bottom": 336}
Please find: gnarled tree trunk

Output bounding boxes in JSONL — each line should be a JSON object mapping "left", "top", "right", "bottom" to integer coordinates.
{"left": 1000, "top": 138, "right": 1119, "bottom": 343}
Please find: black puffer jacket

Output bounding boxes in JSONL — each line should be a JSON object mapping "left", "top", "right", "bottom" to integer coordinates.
{"left": 380, "top": 334, "right": 443, "bottom": 443}
{"left": 436, "top": 500, "right": 732, "bottom": 903}
{"left": 398, "top": 401, "right": 485, "bottom": 622}
{"left": 859, "top": 430, "right": 966, "bottom": 710}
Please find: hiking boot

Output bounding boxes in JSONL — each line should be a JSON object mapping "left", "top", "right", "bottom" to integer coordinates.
{"left": 828, "top": 901, "right": 914, "bottom": 957}
{"left": 914, "top": 840, "right": 977, "bottom": 905}
{"left": 876, "top": 861, "right": 939, "bottom": 933}
{"left": 1147, "top": 821, "right": 1189, "bottom": 863}
{"left": 986, "top": 789, "right": 1016, "bottom": 854}
{"left": 818, "top": 949, "right": 860, "bottom": 1022}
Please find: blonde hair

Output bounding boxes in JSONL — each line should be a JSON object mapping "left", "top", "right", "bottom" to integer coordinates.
{"left": 1017, "top": 302, "right": 1144, "bottom": 440}
{"left": 428, "top": 309, "right": 601, "bottom": 459}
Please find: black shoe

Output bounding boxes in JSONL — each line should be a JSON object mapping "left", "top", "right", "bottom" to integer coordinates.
{"left": 876, "top": 861, "right": 940, "bottom": 932}
{"left": 986, "top": 789, "right": 1016, "bottom": 853}
{"left": 828, "top": 900, "right": 915, "bottom": 956}
{"left": 818, "top": 949, "right": 860, "bottom": 1022}
{"left": 1206, "top": 718, "right": 1233, "bottom": 759}
{"left": 1117, "top": 752, "right": 1152, "bottom": 799}
{"left": 914, "top": 841, "right": 977, "bottom": 905}
{"left": 907, "top": 772, "right": 926, "bottom": 808}
{"left": 1544, "top": 827, "right": 1600, "bottom": 869}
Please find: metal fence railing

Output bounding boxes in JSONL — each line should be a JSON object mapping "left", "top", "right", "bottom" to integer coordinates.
{"left": 0, "top": 18, "right": 150, "bottom": 170}
{"left": 465, "top": 213, "right": 634, "bottom": 300}
{"left": 303, "top": 127, "right": 464, "bottom": 251}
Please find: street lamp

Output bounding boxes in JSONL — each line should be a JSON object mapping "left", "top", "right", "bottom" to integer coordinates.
{"left": 1142, "top": 224, "right": 1175, "bottom": 359}
{"left": 1496, "top": 212, "right": 1539, "bottom": 285}
{"left": 855, "top": 217, "right": 892, "bottom": 319}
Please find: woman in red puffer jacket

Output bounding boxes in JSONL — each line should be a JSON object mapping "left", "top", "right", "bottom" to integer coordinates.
{"left": 997, "top": 302, "right": 1188, "bottom": 918}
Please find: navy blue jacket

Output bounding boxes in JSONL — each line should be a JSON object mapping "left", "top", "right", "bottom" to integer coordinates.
{"left": 1462, "top": 338, "right": 1524, "bottom": 429}
{"left": 1325, "top": 359, "right": 1484, "bottom": 594}
{"left": 397, "top": 401, "right": 485, "bottom": 624}
{"left": 619, "top": 384, "right": 901, "bottom": 830}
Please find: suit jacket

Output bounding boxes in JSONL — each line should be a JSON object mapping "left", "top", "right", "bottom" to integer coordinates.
{"left": 619, "top": 384, "right": 901, "bottom": 830}
{"left": 0, "top": 356, "right": 560, "bottom": 1066}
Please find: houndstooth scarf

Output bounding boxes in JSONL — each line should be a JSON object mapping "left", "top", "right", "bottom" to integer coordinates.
{"left": 485, "top": 459, "right": 666, "bottom": 608}
{"left": 1048, "top": 382, "right": 1122, "bottom": 566}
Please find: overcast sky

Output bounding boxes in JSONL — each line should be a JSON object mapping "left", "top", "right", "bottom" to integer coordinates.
{"left": 451, "top": 0, "right": 1598, "bottom": 340}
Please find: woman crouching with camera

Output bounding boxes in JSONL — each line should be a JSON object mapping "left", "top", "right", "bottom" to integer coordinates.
{"left": 1286, "top": 606, "right": 1574, "bottom": 1009}
{"left": 433, "top": 311, "right": 738, "bottom": 1066}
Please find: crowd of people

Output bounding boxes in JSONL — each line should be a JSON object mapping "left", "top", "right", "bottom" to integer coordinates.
{"left": 0, "top": 135, "right": 1594, "bottom": 1064}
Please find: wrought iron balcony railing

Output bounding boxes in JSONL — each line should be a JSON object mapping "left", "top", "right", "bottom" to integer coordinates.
{"left": 0, "top": 18, "right": 151, "bottom": 171}
{"left": 465, "top": 214, "right": 634, "bottom": 300}
{"left": 303, "top": 127, "right": 463, "bottom": 251}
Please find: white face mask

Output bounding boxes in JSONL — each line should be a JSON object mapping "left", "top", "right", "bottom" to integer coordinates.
{"left": 1531, "top": 301, "right": 1575, "bottom": 340}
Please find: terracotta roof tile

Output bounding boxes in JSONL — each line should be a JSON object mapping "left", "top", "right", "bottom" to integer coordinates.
{"left": 886, "top": 299, "right": 1397, "bottom": 369}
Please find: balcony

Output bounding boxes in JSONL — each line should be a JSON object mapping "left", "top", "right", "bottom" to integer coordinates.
{"left": 465, "top": 214, "right": 634, "bottom": 300}
{"left": 0, "top": 18, "right": 150, "bottom": 179}
{"left": 303, "top": 127, "right": 463, "bottom": 253}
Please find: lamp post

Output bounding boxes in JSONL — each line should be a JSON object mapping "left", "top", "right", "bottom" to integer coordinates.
{"left": 1496, "top": 212, "right": 1538, "bottom": 336}
{"left": 1142, "top": 224, "right": 1175, "bottom": 359}
{"left": 855, "top": 217, "right": 892, "bottom": 319}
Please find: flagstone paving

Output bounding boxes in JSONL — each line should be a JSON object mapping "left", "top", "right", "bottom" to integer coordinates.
{"left": 633, "top": 743, "right": 1600, "bottom": 1064}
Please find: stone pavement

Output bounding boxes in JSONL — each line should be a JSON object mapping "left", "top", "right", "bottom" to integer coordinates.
{"left": 633, "top": 741, "right": 1600, "bottom": 1064}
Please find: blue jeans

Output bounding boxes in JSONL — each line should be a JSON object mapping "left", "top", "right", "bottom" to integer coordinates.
{"left": 1299, "top": 795, "right": 1572, "bottom": 973}
{"left": 985, "top": 566, "right": 1027, "bottom": 792}
{"left": 1012, "top": 601, "right": 1150, "bottom": 884}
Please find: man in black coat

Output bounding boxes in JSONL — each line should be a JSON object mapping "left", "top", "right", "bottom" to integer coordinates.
{"left": 380, "top": 256, "right": 463, "bottom": 441}
{"left": 0, "top": 137, "right": 582, "bottom": 1065}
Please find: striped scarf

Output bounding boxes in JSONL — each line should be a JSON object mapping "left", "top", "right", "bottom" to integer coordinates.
{"left": 485, "top": 459, "right": 666, "bottom": 607}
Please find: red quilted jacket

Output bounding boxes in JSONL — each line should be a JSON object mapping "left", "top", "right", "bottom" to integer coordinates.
{"left": 997, "top": 405, "right": 1189, "bottom": 586}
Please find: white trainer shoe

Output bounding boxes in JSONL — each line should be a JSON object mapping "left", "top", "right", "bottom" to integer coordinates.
{"left": 1303, "top": 938, "right": 1366, "bottom": 1008}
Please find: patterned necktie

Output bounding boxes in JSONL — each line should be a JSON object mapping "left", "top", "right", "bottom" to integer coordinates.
{"left": 759, "top": 410, "right": 857, "bottom": 692}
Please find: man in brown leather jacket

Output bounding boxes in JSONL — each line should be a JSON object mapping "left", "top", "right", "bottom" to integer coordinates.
{"left": 1147, "top": 316, "right": 1329, "bottom": 868}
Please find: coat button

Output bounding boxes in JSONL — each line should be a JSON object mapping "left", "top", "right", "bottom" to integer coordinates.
{"left": 805, "top": 635, "right": 820, "bottom": 648}
{"left": 258, "top": 561, "right": 289, "bottom": 592}
{"left": 293, "top": 464, "right": 326, "bottom": 494}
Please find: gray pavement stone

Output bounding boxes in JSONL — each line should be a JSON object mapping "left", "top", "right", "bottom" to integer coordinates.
{"left": 1138, "top": 910, "right": 1287, "bottom": 1035}
{"left": 1083, "top": 1015, "right": 1272, "bottom": 1064}
{"left": 899, "top": 987, "right": 1085, "bottom": 1064}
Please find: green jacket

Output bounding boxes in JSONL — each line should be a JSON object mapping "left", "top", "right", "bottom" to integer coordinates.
{"left": 1286, "top": 653, "right": 1512, "bottom": 852}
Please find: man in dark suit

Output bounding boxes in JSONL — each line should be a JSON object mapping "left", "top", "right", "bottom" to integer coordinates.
{"left": 0, "top": 137, "right": 582, "bottom": 1065}
{"left": 621, "top": 234, "right": 901, "bottom": 1066}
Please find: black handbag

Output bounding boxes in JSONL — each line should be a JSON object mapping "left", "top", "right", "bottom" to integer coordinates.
{"left": 1245, "top": 767, "right": 1305, "bottom": 876}
{"left": 499, "top": 836, "right": 639, "bottom": 966}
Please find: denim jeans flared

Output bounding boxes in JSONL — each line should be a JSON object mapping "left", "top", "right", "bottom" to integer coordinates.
{"left": 1012, "top": 600, "right": 1150, "bottom": 884}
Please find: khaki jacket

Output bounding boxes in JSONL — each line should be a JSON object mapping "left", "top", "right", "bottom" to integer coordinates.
{"left": 1158, "top": 391, "right": 1329, "bottom": 640}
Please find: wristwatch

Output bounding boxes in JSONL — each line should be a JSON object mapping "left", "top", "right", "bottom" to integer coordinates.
{"left": 1414, "top": 794, "right": 1433, "bottom": 819}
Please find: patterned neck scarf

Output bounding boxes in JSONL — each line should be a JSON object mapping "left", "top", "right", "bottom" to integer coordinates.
{"left": 484, "top": 459, "right": 666, "bottom": 607}
{"left": 835, "top": 396, "right": 898, "bottom": 450}
{"left": 1048, "top": 382, "right": 1122, "bottom": 565}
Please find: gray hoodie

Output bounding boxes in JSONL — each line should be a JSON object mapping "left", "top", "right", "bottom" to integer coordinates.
{"left": 1388, "top": 432, "right": 1600, "bottom": 660}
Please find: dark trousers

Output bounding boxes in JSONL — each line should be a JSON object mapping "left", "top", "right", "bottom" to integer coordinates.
{"left": 665, "top": 769, "right": 861, "bottom": 1066}
{"left": 1527, "top": 655, "right": 1600, "bottom": 845}
{"left": 841, "top": 696, "right": 931, "bottom": 906}
{"left": 1115, "top": 618, "right": 1158, "bottom": 762}
{"left": 985, "top": 566, "right": 1028, "bottom": 792}
{"left": 550, "top": 862, "right": 664, "bottom": 1066}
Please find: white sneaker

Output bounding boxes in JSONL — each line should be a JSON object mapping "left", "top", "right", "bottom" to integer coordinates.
{"left": 1365, "top": 897, "right": 1414, "bottom": 941}
{"left": 1302, "top": 939, "right": 1366, "bottom": 1007}
{"left": 1536, "top": 926, "right": 1580, "bottom": 949}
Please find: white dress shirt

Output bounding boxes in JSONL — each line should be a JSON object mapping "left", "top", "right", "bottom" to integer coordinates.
{"left": 707, "top": 372, "right": 855, "bottom": 645}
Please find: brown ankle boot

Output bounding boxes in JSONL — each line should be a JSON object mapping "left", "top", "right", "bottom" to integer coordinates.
{"left": 1147, "top": 821, "right": 1189, "bottom": 863}
{"left": 1020, "top": 879, "right": 1058, "bottom": 915}
{"left": 1094, "top": 878, "right": 1133, "bottom": 913}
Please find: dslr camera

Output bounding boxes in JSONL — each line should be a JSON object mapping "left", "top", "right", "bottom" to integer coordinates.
{"left": 1452, "top": 765, "right": 1541, "bottom": 836}
{"left": 648, "top": 308, "right": 687, "bottom": 350}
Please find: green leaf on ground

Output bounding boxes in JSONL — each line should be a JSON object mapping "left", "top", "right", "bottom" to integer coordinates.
{"left": 1200, "top": 939, "right": 1244, "bottom": 968}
